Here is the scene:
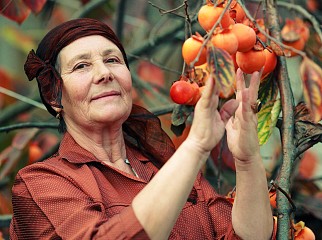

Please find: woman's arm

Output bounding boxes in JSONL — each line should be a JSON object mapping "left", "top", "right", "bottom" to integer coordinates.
{"left": 226, "top": 69, "right": 273, "bottom": 239}
{"left": 132, "top": 75, "right": 239, "bottom": 239}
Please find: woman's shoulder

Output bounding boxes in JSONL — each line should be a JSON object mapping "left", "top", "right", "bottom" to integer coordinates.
{"left": 14, "top": 153, "right": 101, "bottom": 199}
{"left": 17, "top": 153, "right": 67, "bottom": 177}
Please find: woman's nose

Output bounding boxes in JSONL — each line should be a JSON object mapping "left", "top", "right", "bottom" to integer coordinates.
{"left": 93, "top": 61, "right": 114, "bottom": 83}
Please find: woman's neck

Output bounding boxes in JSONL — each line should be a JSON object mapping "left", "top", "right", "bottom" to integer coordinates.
{"left": 65, "top": 121, "right": 127, "bottom": 164}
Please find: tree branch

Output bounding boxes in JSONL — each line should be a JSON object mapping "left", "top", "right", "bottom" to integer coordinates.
{"left": 265, "top": 1, "right": 297, "bottom": 239}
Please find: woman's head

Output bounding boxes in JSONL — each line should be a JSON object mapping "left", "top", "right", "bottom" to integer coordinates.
{"left": 24, "top": 18, "right": 131, "bottom": 131}
{"left": 58, "top": 35, "right": 132, "bottom": 131}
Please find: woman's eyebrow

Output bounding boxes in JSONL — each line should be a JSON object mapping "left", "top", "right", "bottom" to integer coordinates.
{"left": 66, "top": 53, "right": 91, "bottom": 68}
{"left": 102, "top": 49, "right": 121, "bottom": 56}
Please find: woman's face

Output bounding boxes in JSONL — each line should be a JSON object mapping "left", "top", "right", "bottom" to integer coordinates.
{"left": 58, "top": 35, "right": 132, "bottom": 129}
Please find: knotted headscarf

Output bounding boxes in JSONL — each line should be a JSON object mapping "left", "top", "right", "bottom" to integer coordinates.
{"left": 24, "top": 18, "right": 129, "bottom": 117}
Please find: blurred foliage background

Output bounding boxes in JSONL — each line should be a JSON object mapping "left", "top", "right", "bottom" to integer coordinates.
{"left": 0, "top": 0, "right": 322, "bottom": 239}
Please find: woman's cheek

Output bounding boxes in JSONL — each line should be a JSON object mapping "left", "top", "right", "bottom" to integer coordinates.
{"left": 122, "top": 69, "right": 133, "bottom": 92}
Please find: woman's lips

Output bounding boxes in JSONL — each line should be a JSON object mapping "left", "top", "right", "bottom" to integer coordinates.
{"left": 91, "top": 91, "right": 120, "bottom": 101}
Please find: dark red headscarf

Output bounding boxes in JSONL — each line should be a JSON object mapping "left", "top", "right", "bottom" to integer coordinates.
{"left": 24, "top": 18, "right": 175, "bottom": 167}
{"left": 24, "top": 18, "right": 129, "bottom": 117}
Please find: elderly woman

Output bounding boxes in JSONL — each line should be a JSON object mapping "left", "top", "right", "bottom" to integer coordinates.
{"left": 10, "top": 18, "right": 274, "bottom": 239}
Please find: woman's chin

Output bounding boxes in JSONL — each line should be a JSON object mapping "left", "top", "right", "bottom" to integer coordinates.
{"left": 91, "top": 109, "right": 130, "bottom": 125}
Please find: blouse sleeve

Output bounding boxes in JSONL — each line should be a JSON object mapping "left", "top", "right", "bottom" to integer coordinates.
{"left": 198, "top": 173, "right": 276, "bottom": 240}
{"left": 10, "top": 164, "right": 149, "bottom": 240}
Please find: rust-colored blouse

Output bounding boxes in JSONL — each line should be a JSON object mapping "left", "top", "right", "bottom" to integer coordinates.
{"left": 10, "top": 132, "right": 265, "bottom": 239}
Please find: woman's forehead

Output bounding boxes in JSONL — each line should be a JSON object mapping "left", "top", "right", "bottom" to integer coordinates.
{"left": 59, "top": 35, "right": 122, "bottom": 64}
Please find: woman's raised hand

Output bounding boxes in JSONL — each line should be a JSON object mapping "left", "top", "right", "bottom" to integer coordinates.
{"left": 225, "top": 68, "right": 262, "bottom": 163}
{"left": 186, "top": 74, "right": 239, "bottom": 156}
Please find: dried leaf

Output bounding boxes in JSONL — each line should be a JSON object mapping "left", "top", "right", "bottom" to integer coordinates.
{"left": 293, "top": 102, "right": 322, "bottom": 146}
{"left": 295, "top": 120, "right": 322, "bottom": 147}
{"left": 171, "top": 104, "right": 194, "bottom": 126}
{"left": 300, "top": 56, "right": 322, "bottom": 122}
{"left": 0, "top": 146, "right": 21, "bottom": 180}
{"left": 23, "top": 0, "right": 46, "bottom": 14}
{"left": 0, "top": 146, "right": 13, "bottom": 166}
{"left": 0, "top": 128, "right": 39, "bottom": 180}
{"left": 293, "top": 221, "right": 305, "bottom": 237}
{"left": 270, "top": 41, "right": 285, "bottom": 57}
{"left": 0, "top": 192, "right": 12, "bottom": 214}
{"left": 12, "top": 128, "right": 38, "bottom": 150}
{"left": 207, "top": 46, "right": 236, "bottom": 98}
{"left": 257, "top": 99, "right": 281, "bottom": 146}
{"left": 0, "top": 0, "right": 31, "bottom": 24}
{"left": 294, "top": 102, "right": 314, "bottom": 121}
{"left": 258, "top": 73, "right": 279, "bottom": 106}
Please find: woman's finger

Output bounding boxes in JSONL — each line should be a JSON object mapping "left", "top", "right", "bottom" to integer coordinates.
{"left": 200, "top": 76, "right": 216, "bottom": 102}
{"left": 248, "top": 68, "right": 262, "bottom": 102}
{"left": 220, "top": 99, "right": 239, "bottom": 124}
{"left": 241, "top": 89, "right": 255, "bottom": 122}
{"left": 235, "top": 68, "right": 245, "bottom": 102}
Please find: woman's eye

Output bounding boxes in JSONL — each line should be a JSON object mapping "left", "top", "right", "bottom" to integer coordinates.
{"left": 74, "top": 63, "right": 88, "bottom": 70}
{"left": 105, "top": 58, "right": 119, "bottom": 63}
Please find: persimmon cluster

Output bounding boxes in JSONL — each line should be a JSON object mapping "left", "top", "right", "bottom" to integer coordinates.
{"left": 186, "top": 0, "right": 278, "bottom": 75}
{"left": 170, "top": 0, "right": 309, "bottom": 106}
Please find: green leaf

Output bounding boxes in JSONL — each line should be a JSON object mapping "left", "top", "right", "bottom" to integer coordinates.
{"left": 171, "top": 104, "right": 194, "bottom": 126}
{"left": 207, "top": 46, "right": 236, "bottom": 98}
{"left": 258, "top": 73, "right": 279, "bottom": 106}
{"left": 257, "top": 99, "right": 281, "bottom": 146}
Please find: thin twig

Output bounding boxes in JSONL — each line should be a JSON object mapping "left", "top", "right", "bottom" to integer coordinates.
{"left": 183, "top": 0, "right": 192, "bottom": 37}
{"left": 0, "top": 122, "right": 58, "bottom": 132}
{"left": 148, "top": 1, "right": 185, "bottom": 18}
{"left": 270, "top": 180, "right": 297, "bottom": 212}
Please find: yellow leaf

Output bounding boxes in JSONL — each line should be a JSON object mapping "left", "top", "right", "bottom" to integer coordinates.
{"left": 257, "top": 99, "right": 281, "bottom": 145}
{"left": 0, "top": 26, "right": 36, "bottom": 54}
{"left": 300, "top": 57, "right": 322, "bottom": 122}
